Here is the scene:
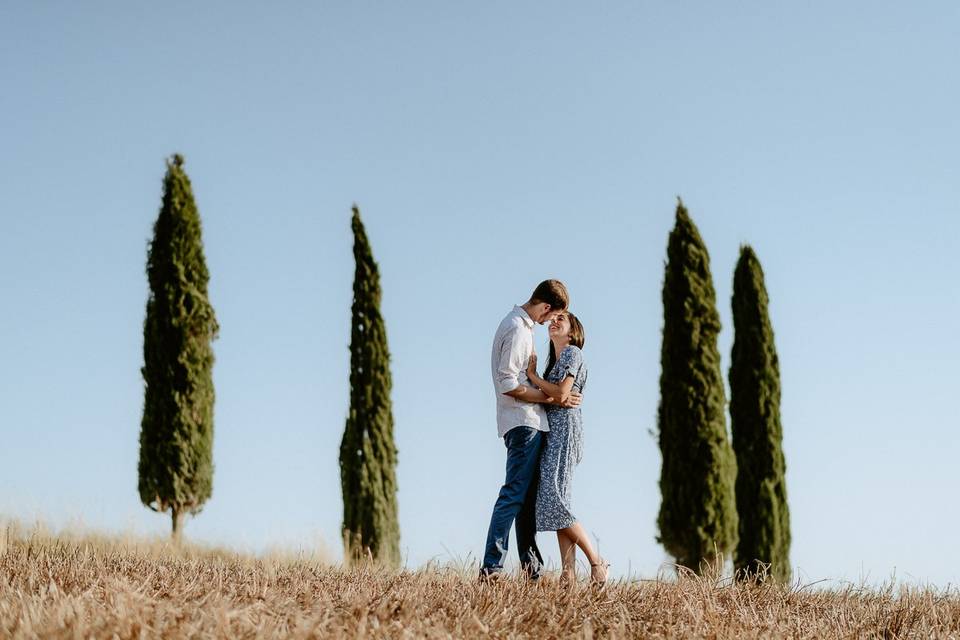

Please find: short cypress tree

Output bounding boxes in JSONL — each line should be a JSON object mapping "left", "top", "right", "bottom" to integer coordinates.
{"left": 138, "top": 154, "right": 219, "bottom": 541}
{"left": 656, "top": 198, "right": 738, "bottom": 572}
{"left": 339, "top": 206, "right": 400, "bottom": 567}
{"left": 729, "top": 245, "right": 791, "bottom": 582}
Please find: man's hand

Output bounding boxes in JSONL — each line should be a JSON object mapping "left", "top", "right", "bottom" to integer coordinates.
{"left": 559, "top": 392, "right": 582, "bottom": 409}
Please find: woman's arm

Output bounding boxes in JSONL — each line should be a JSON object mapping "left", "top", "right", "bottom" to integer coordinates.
{"left": 527, "top": 354, "right": 576, "bottom": 403}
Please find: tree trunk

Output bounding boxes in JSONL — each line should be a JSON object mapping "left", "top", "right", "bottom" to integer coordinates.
{"left": 171, "top": 507, "right": 184, "bottom": 543}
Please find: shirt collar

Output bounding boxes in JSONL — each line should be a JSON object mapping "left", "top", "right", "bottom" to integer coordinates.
{"left": 514, "top": 305, "right": 535, "bottom": 328}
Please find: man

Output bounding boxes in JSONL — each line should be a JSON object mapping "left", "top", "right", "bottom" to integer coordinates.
{"left": 480, "top": 279, "right": 581, "bottom": 581}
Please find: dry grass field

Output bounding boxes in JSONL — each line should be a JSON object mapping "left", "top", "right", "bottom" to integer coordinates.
{"left": 1, "top": 522, "right": 958, "bottom": 639}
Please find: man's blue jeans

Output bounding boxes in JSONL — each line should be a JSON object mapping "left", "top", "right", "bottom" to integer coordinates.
{"left": 481, "top": 426, "right": 545, "bottom": 578}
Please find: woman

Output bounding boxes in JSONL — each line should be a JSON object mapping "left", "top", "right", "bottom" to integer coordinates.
{"left": 526, "top": 311, "right": 608, "bottom": 585}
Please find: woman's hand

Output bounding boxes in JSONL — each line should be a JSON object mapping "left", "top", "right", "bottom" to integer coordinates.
{"left": 527, "top": 353, "right": 538, "bottom": 378}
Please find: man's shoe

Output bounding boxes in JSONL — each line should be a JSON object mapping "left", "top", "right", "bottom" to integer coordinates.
{"left": 478, "top": 568, "right": 504, "bottom": 584}
{"left": 521, "top": 560, "right": 543, "bottom": 583}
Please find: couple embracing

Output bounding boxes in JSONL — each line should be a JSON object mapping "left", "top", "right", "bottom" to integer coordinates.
{"left": 480, "top": 279, "right": 608, "bottom": 585}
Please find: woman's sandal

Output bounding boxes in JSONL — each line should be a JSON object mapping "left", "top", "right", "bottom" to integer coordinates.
{"left": 590, "top": 560, "right": 610, "bottom": 585}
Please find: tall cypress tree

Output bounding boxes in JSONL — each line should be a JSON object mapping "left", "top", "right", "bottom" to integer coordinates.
{"left": 729, "top": 245, "right": 790, "bottom": 582}
{"left": 138, "top": 154, "right": 218, "bottom": 541}
{"left": 339, "top": 206, "right": 400, "bottom": 568}
{"left": 656, "top": 199, "right": 738, "bottom": 572}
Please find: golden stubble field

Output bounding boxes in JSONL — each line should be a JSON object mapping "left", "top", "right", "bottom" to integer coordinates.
{"left": 1, "top": 523, "right": 958, "bottom": 639}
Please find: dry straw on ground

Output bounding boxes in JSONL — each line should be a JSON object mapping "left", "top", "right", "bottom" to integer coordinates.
{"left": 1, "top": 523, "right": 958, "bottom": 639}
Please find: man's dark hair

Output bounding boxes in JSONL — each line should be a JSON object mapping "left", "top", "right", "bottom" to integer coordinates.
{"left": 529, "top": 279, "right": 569, "bottom": 310}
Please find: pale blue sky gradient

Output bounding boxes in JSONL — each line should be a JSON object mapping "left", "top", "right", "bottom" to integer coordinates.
{"left": 1, "top": 3, "right": 958, "bottom": 585}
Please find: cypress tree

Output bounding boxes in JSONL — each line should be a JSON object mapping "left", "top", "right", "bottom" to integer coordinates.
{"left": 339, "top": 206, "right": 400, "bottom": 567}
{"left": 729, "top": 245, "right": 791, "bottom": 582}
{"left": 138, "top": 154, "right": 218, "bottom": 541}
{"left": 656, "top": 198, "right": 738, "bottom": 572}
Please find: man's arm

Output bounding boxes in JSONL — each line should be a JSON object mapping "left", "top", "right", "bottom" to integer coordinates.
{"left": 504, "top": 384, "right": 554, "bottom": 404}
{"left": 495, "top": 327, "right": 581, "bottom": 407}
{"left": 506, "top": 384, "right": 581, "bottom": 408}
{"left": 495, "top": 327, "right": 543, "bottom": 404}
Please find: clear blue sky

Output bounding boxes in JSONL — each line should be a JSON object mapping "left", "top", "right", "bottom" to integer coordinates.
{"left": 1, "top": 3, "right": 958, "bottom": 586}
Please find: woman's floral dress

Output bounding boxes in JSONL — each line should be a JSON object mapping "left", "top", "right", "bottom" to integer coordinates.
{"left": 536, "top": 345, "right": 588, "bottom": 531}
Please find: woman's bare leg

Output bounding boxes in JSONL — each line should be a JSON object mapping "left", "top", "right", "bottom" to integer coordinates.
{"left": 556, "top": 531, "right": 576, "bottom": 582}
{"left": 558, "top": 522, "right": 598, "bottom": 563}
{"left": 558, "top": 521, "right": 608, "bottom": 582}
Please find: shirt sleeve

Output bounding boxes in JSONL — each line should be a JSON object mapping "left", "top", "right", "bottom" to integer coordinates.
{"left": 495, "top": 327, "right": 528, "bottom": 394}
{"left": 557, "top": 346, "right": 583, "bottom": 379}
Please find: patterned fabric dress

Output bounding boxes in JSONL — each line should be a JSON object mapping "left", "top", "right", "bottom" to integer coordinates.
{"left": 536, "top": 345, "right": 588, "bottom": 531}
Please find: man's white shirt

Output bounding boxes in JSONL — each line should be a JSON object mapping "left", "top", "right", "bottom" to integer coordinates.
{"left": 491, "top": 305, "right": 549, "bottom": 438}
